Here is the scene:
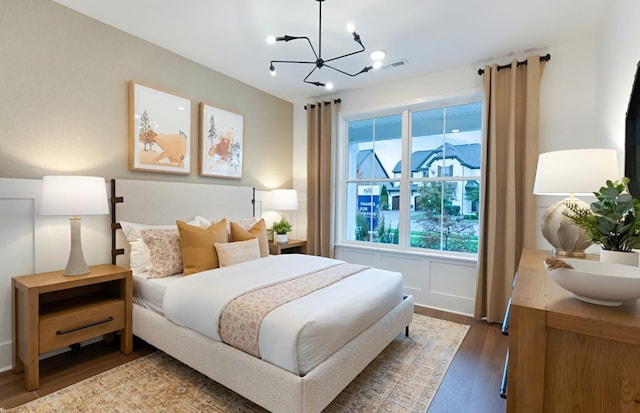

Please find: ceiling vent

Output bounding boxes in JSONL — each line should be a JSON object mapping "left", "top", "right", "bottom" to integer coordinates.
{"left": 381, "top": 59, "right": 408, "bottom": 70}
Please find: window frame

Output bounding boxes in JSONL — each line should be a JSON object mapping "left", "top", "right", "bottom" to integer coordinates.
{"left": 335, "top": 94, "right": 483, "bottom": 258}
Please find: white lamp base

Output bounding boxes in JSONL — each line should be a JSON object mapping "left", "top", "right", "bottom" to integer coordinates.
{"left": 540, "top": 197, "right": 592, "bottom": 257}
{"left": 64, "top": 217, "right": 90, "bottom": 276}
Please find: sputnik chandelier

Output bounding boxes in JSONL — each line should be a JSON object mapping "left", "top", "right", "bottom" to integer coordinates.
{"left": 267, "top": 0, "right": 386, "bottom": 90}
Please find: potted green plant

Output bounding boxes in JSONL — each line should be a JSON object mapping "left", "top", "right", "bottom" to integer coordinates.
{"left": 564, "top": 178, "right": 640, "bottom": 265}
{"left": 272, "top": 218, "right": 293, "bottom": 244}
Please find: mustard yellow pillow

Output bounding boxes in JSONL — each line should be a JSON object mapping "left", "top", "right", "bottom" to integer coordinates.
{"left": 229, "top": 218, "right": 269, "bottom": 257}
{"left": 177, "top": 219, "right": 228, "bottom": 276}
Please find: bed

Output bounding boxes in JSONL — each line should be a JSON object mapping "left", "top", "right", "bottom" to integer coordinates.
{"left": 111, "top": 178, "right": 414, "bottom": 413}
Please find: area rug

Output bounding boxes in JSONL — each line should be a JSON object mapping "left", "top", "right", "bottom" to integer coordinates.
{"left": 3, "top": 314, "right": 469, "bottom": 413}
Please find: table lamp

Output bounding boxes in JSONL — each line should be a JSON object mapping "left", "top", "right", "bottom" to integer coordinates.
{"left": 40, "top": 175, "right": 109, "bottom": 275}
{"left": 270, "top": 189, "right": 298, "bottom": 212}
{"left": 269, "top": 189, "right": 298, "bottom": 243}
{"left": 533, "top": 149, "right": 619, "bottom": 257}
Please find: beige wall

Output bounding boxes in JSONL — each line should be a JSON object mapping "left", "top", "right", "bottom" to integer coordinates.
{"left": 0, "top": 0, "right": 293, "bottom": 190}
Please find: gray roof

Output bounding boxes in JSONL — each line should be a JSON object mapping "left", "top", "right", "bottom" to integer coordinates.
{"left": 392, "top": 143, "right": 481, "bottom": 173}
{"left": 357, "top": 149, "right": 389, "bottom": 179}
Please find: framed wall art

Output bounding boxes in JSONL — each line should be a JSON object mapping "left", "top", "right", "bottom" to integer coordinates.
{"left": 199, "top": 102, "right": 244, "bottom": 178}
{"left": 129, "top": 81, "right": 191, "bottom": 174}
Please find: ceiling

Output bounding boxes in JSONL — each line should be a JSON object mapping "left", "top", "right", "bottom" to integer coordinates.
{"left": 53, "top": 0, "right": 611, "bottom": 103}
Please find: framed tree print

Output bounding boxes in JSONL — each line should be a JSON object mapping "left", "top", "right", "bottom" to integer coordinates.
{"left": 199, "top": 102, "right": 244, "bottom": 178}
{"left": 129, "top": 81, "right": 191, "bottom": 174}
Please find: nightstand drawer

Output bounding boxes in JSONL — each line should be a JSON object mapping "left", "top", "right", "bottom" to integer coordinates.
{"left": 39, "top": 299, "right": 125, "bottom": 353}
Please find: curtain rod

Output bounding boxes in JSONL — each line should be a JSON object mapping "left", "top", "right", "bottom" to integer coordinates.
{"left": 304, "top": 98, "right": 341, "bottom": 110}
{"left": 477, "top": 53, "right": 551, "bottom": 76}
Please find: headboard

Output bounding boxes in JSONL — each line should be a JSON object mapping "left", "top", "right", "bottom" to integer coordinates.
{"left": 110, "top": 178, "right": 255, "bottom": 266}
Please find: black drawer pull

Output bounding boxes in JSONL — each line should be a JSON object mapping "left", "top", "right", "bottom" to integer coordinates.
{"left": 56, "top": 316, "right": 114, "bottom": 335}
{"left": 500, "top": 350, "right": 508, "bottom": 399}
{"left": 502, "top": 297, "right": 511, "bottom": 336}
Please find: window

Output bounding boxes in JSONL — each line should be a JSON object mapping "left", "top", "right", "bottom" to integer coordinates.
{"left": 437, "top": 165, "right": 454, "bottom": 177}
{"left": 342, "top": 100, "right": 482, "bottom": 255}
{"left": 346, "top": 115, "right": 401, "bottom": 245}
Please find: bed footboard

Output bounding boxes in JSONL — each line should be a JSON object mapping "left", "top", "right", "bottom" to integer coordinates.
{"left": 132, "top": 295, "right": 414, "bottom": 413}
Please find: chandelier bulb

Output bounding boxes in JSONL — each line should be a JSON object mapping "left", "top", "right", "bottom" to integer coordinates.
{"left": 325, "top": 82, "right": 334, "bottom": 90}
{"left": 346, "top": 23, "right": 355, "bottom": 33}
{"left": 266, "top": 36, "right": 276, "bottom": 44}
{"left": 370, "top": 50, "right": 386, "bottom": 61}
{"left": 269, "top": 64, "right": 276, "bottom": 76}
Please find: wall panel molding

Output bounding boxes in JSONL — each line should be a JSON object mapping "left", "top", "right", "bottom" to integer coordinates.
{"left": 0, "top": 178, "right": 110, "bottom": 372}
{"left": 335, "top": 244, "right": 477, "bottom": 316}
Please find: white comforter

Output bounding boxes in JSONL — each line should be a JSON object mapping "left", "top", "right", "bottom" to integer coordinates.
{"left": 163, "top": 254, "right": 403, "bottom": 375}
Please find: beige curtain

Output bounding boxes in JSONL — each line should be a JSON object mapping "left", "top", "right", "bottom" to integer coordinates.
{"left": 474, "top": 56, "right": 546, "bottom": 323}
{"left": 307, "top": 100, "right": 340, "bottom": 257}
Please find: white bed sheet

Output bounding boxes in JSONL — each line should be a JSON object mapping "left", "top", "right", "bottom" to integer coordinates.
{"left": 163, "top": 254, "right": 403, "bottom": 375}
{"left": 133, "top": 274, "right": 181, "bottom": 315}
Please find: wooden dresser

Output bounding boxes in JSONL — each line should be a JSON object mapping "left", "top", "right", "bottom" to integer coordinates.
{"left": 507, "top": 248, "right": 640, "bottom": 412}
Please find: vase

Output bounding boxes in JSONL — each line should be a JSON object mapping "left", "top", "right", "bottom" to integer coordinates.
{"left": 599, "top": 249, "right": 639, "bottom": 266}
{"left": 274, "top": 233, "right": 288, "bottom": 244}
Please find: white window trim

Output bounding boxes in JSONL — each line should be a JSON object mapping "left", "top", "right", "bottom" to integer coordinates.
{"left": 335, "top": 93, "right": 483, "bottom": 259}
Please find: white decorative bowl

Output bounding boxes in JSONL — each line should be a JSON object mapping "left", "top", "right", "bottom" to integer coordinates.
{"left": 544, "top": 258, "right": 640, "bottom": 306}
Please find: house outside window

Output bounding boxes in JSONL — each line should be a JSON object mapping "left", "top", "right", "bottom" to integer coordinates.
{"left": 342, "top": 100, "right": 482, "bottom": 255}
{"left": 437, "top": 165, "right": 453, "bottom": 177}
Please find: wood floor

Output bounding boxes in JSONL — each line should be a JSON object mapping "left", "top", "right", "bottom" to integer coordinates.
{"left": 0, "top": 308, "right": 508, "bottom": 412}
{"left": 417, "top": 306, "right": 508, "bottom": 413}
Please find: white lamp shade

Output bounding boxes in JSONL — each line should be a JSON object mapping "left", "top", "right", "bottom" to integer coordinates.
{"left": 270, "top": 189, "right": 298, "bottom": 211}
{"left": 533, "top": 149, "right": 620, "bottom": 196}
{"left": 41, "top": 175, "right": 109, "bottom": 216}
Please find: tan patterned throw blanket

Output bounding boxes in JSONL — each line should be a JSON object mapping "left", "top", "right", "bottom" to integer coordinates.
{"left": 219, "top": 263, "right": 368, "bottom": 358}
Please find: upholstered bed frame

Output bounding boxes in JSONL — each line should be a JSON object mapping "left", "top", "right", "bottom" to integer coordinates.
{"left": 111, "top": 178, "right": 414, "bottom": 413}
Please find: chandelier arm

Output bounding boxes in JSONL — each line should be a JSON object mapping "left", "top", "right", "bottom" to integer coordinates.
{"left": 271, "top": 59, "right": 317, "bottom": 65}
{"left": 303, "top": 66, "right": 324, "bottom": 87}
{"left": 279, "top": 35, "right": 307, "bottom": 41}
{"left": 286, "top": 36, "right": 319, "bottom": 60}
{"left": 276, "top": 35, "right": 319, "bottom": 60}
{"left": 325, "top": 63, "right": 373, "bottom": 77}
{"left": 323, "top": 47, "right": 366, "bottom": 64}
{"left": 300, "top": 36, "right": 319, "bottom": 60}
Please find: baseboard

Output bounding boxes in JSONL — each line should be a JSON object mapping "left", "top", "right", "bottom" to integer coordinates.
{"left": 414, "top": 303, "right": 475, "bottom": 320}
{"left": 0, "top": 340, "right": 11, "bottom": 373}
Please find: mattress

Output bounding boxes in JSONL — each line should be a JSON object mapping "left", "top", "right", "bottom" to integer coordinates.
{"left": 163, "top": 254, "right": 403, "bottom": 375}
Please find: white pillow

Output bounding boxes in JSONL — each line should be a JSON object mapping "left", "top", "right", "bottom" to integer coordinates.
{"left": 189, "top": 216, "right": 213, "bottom": 228}
{"left": 206, "top": 216, "right": 258, "bottom": 235}
{"left": 129, "top": 239, "right": 151, "bottom": 277}
{"left": 120, "top": 222, "right": 175, "bottom": 277}
{"left": 202, "top": 215, "right": 260, "bottom": 232}
{"left": 120, "top": 218, "right": 207, "bottom": 277}
{"left": 235, "top": 217, "right": 259, "bottom": 230}
{"left": 215, "top": 238, "right": 261, "bottom": 267}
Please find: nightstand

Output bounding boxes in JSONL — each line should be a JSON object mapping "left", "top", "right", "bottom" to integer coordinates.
{"left": 12, "top": 264, "right": 132, "bottom": 391}
{"left": 269, "top": 239, "right": 308, "bottom": 255}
